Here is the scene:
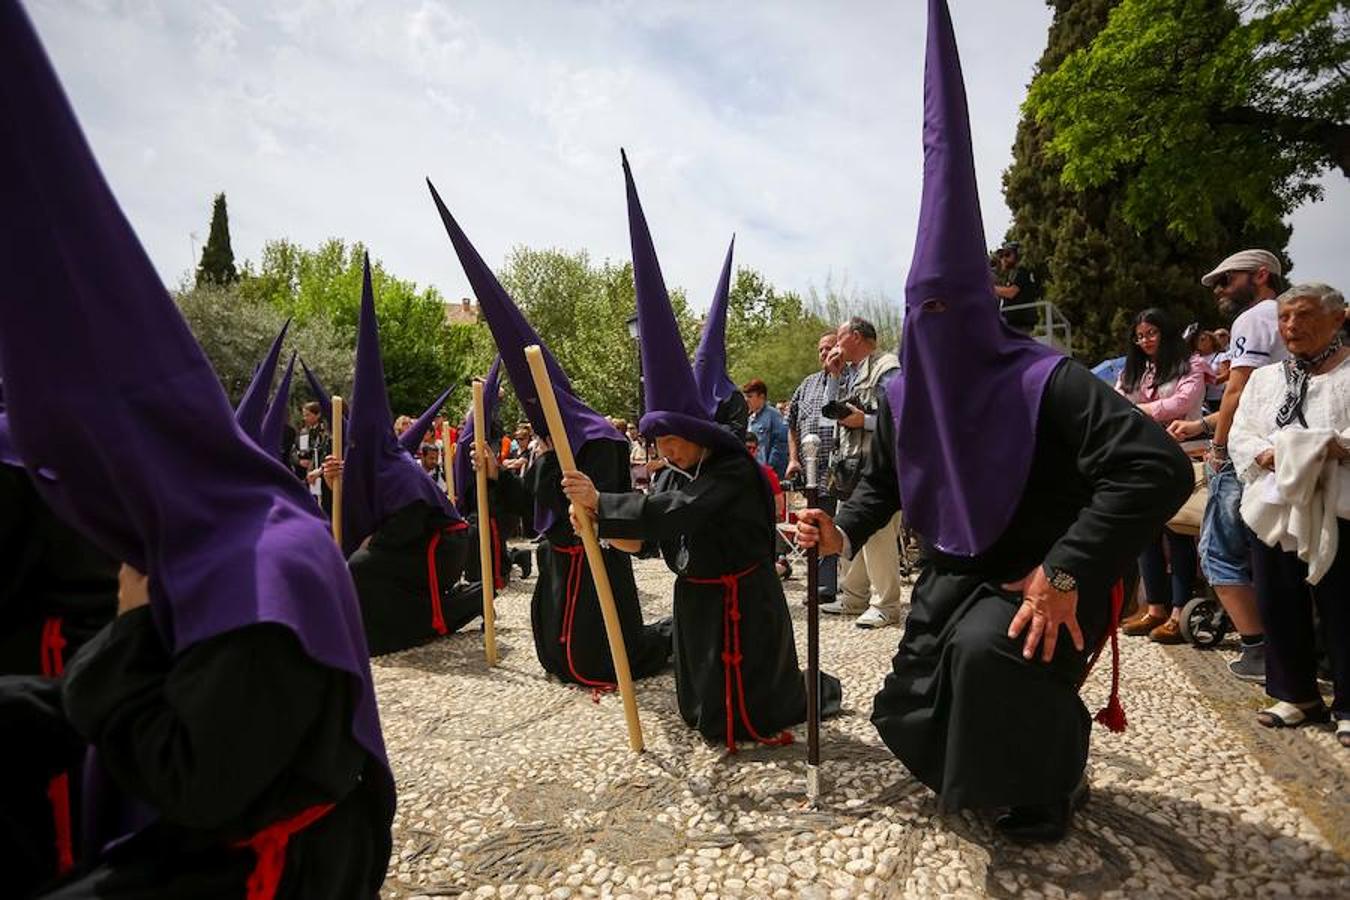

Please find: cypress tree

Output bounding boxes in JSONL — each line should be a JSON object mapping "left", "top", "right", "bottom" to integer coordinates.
{"left": 1003, "top": 0, "right": 1291, "bottom": 364}
{"left": 196, "top": 192, "right": 239, "bottom": 287}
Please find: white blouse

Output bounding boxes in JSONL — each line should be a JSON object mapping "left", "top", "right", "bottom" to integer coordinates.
{"left": 1230, "top": 353, "right": 1350, "bottom": 517}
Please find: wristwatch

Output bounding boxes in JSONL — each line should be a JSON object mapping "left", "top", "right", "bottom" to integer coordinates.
{"left": 1043, "top": 564, "right": 1077, "bottom": 593}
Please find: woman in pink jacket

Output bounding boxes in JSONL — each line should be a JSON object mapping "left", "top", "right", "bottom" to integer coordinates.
{"left": 1115, "top": 308, "right": 1207, "bottom": 643}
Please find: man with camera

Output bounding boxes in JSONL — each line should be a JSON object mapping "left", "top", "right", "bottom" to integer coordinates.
{"left": 819, "top": 316, "right": 903, "bottom": 628}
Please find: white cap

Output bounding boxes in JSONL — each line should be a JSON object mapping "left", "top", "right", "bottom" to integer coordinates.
{"left": 1201, "top": 249, "right": 1282, "bottom": 288}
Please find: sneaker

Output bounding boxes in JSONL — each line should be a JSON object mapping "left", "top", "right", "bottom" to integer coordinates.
{"left": 1228, "top": 641, "right": 1266, "bottom": 683}
{"left": 820, "top": 598, "right": 867, "bottom": 616}
{"left": 855, "top": 607, "right": 898, "bottom": 629}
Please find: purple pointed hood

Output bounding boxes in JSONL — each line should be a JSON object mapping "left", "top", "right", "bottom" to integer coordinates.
{"left": 889, "top": 0, "right": 1063, "bottom": 557}
{"left": 342, "top": 257, "right": 461, "bottom": 555}
{"left": 299, "top": 357, "right": 335, "bottom": 423}
{"left": 0, "top": 0, "right": 392, "bottom": 843}
{"left": 0, "top": 409, "right": 19, "bottom": 467}
{"left": 427, "top": 179, "right": 624, "bottom": 532}
{"left": 235, "top": 318, "right": 290, "bottom": 442}
{"left": 259, "top": 351, "right": 296, "bottom": 461}
{"left": 691, "top": 237, "right": 738, "bottom": 418}
{"left": 452, "top": 356, "right": 501, "bottom": 517}
{"left": 397, "top": 382, "right": 456, "bottom": 455}
{"left": 623, "top": 152, "right": 744, "bottom": 455}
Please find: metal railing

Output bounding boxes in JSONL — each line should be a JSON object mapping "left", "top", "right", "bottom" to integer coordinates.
{"left": 1002, "top": 299, "right": 1073, "bottom": 353}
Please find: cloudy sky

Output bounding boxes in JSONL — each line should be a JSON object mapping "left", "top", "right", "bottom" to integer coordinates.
{"left": 28, "top": 0, "right": 1349, "bottom": 310}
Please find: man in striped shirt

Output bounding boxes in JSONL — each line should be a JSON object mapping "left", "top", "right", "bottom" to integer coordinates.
{"left": 786, "top": 331, "right": 850, "bottom": 603}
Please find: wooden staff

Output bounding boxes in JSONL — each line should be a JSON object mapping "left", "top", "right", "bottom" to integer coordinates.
{"left": 801, "top": 433, "right": 823, "bottom": 803}
{"left": 446, "top": 442, "right": 457, "bottom": 506}
{"left": 330, "top": 396, "right": 344, "bottom": 548}
{"left": 523, "top": 345, "right": 644, "bottom": 753}
{"left": 472, "top": 379, "right": 500, "bottom": 667}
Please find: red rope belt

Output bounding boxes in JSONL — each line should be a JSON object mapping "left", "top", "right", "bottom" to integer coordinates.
{"left": 552, "top": 543, "right": 616, "bottom": 699}
{"left": 1080, "top": 580, "right": 1127, "bottom": 733}
{"left": 39, "top": 617, "right": 74, "bottom": 873}
{"left": 684, "top": 563, "right": 794, "bottom": 753}
{"left": 490, "top": 516, "right": 505, "bottom": 591}
{"left": 425, "top": 522, "right": 469, "bottom": 634}
{"left": 233, "top": 802, "right": 336, "bottom": 900}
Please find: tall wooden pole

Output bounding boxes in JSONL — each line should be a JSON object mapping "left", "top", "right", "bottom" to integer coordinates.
{"left": 330, "top": 396, "right": 344, "bottom": 548}
{"left": 446, "top": 442, "right": 457, "bottom": 506}
{"left": 472, "top": 380, "right": 499, "bottom": 667}
{"left": 523, "top": 345, "right": 644, "bottom": 753}
{"left": 801, "top": 433, "right": 823, "bottom": 802}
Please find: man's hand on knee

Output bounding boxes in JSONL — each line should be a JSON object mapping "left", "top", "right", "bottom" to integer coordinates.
{"left": 1006, "top": 567, "right": 1084, "bottom": 663}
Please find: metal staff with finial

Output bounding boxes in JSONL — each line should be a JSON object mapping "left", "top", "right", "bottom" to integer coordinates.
{"left": 801, "top": 432, "right": 823, "bottom": 802}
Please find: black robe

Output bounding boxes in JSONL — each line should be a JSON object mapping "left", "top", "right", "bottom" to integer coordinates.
{"left": 348, "top": 501, "right": 477, "bottom": 657}
{"left": 836, "top": 360, "right": 1191, "bottom": 810}
{"left": 38, "top": 609, "right": 390, "bottom": 898}
{"left": 525, "top": 443, "right": 671, "bottom": 688}
{"left": 0, "top": 675, "right": 87, "bottom": 898}
{"left": 714, "top": 391, "right": 750, "bottom": 442}
{"left": 595, "top": 447, "right": 841, "bottom": 747}
{"left": 0, "top": 464, "right": 117, "bottom": 676}
{"left": 461, "top": 469, "right": 532, "bottom": 591}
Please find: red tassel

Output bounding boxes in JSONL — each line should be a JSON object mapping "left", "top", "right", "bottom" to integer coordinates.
{"left": 1095, "top": 694, "right": 1127, "bottom": 733}
{"left": 1086, "top": 581, "right": 1127, "bottom": 733}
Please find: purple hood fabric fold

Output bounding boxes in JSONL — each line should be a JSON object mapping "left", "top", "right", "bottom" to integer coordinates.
{"left": 235, "top": 318, "right": 290, "bottom": 442}
{"left": 889, "top": 0, "right": 1063, "bottom": 557}
{"left": 341, "top": 257, "right": 461, "bottom": 556}
{"left": 452, "top": 356, "right": 501, "bottom": 517}
{"left": 299, "top": 357, "right": 335, "bottom": 424}
{"left": 397, "top": 382, "right": 456, "bottom": 455}
{"left": 0, "top": 0, "right": 392, "bottom": 849}
{"left": 427, "top": 179, "right": 624, "bottom": 533}
{"left": 622, "top": 151, "right": 744, "bottom": 455}
{"left": 258, "top": 351, "right": 296, "bottom": 461}
{"left": 691, "top": 237, "right": 738, "bottom": 419}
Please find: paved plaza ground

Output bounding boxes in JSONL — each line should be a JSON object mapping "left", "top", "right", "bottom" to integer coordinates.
{"left": 374, "top": 549, "right": 1349, "bottom": 899}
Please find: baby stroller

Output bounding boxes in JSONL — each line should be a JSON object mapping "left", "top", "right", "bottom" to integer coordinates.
{"left": 1167, "top": 458, "right": 1233, "bottom": 648}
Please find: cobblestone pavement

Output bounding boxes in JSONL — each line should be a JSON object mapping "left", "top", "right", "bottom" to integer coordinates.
{"left": 374, "top": 549, "right": 1349, "bottom": 899}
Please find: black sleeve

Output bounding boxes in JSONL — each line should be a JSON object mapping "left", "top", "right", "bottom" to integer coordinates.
{"left": 490, "top": 467, "right": 533, "bottom": 518}
{"left": 1039, "top": 362, "right": 1193, "bottom": 580}
{"left": 62, "top": 609, "right": 337, "bottom": 831}
{"left": 594, "top": 456, "right": 747, "bottom": 542}
{"left": 834, "top": 389, "right": 903, "bottom": 554}
{"left": 0, "top": 675, "right": 86, "bottom": 779}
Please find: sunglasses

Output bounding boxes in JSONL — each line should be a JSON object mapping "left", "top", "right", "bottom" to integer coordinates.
{"left": 1134, "top": 330, "right": 1161, "bottom": 343}
{"left": 1211, "top": 270, "right": 1254, "bottom": 289}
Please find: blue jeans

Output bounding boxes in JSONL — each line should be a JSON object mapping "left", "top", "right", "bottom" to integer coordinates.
{"left": 1139, "top": 528, "right": 1198, "bottom": 611}
{"left": 1199, "top": 459, "right": 1252, "bottom": 587}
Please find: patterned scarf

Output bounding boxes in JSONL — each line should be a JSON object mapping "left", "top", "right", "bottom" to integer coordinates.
{"left": 1275, "top": 337, "right": 1343, "bottom": 428}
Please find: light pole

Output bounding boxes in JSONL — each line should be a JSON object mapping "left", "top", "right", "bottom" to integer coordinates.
{"left": 625, "top": 313, "right": 643, "bottom": 423}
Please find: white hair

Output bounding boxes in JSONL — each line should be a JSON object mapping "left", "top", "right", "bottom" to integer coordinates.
{"left": 1277, "top": 282, "right": 1345, "bottom": 314}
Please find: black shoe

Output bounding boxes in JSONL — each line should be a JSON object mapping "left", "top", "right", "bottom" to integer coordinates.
{"left": 994, "top": 780, "right": 1089, "bottom": 844}
{"left": 513, "top": 550, "right": 533, "bottom": 579}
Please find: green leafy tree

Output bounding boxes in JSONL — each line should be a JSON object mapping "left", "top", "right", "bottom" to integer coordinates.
{"left": 195, "top": 193, "right": 239, "bottom": 287}
{"left": 241, "top": 238, "right": 479, "bottom": 415}
{"left": 496, "top": 247, "right": 699, "bottom": 420}
{"left": 722, "top": 267, "right": 833, "bottom": 400}
{"left": 174, "top": 282, "right": 353, "bottom": 408}
{"left": 1005, "top": 0, "right": 1293, "bottom": 363}
{"left": 1025, "top": 0, "right": 1345, "bottom": 241}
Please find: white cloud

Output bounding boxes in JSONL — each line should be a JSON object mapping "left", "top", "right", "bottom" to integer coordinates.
{"left": 25, "top": 0, "right": 1349, "bottom": 316}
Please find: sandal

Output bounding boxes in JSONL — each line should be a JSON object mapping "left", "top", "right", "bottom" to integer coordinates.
{"left": 1256, "top": 700, "right": 1329, "bottom": 729}
{"left": 1337, "top": 718, "right": 1350, "bottom": 748}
